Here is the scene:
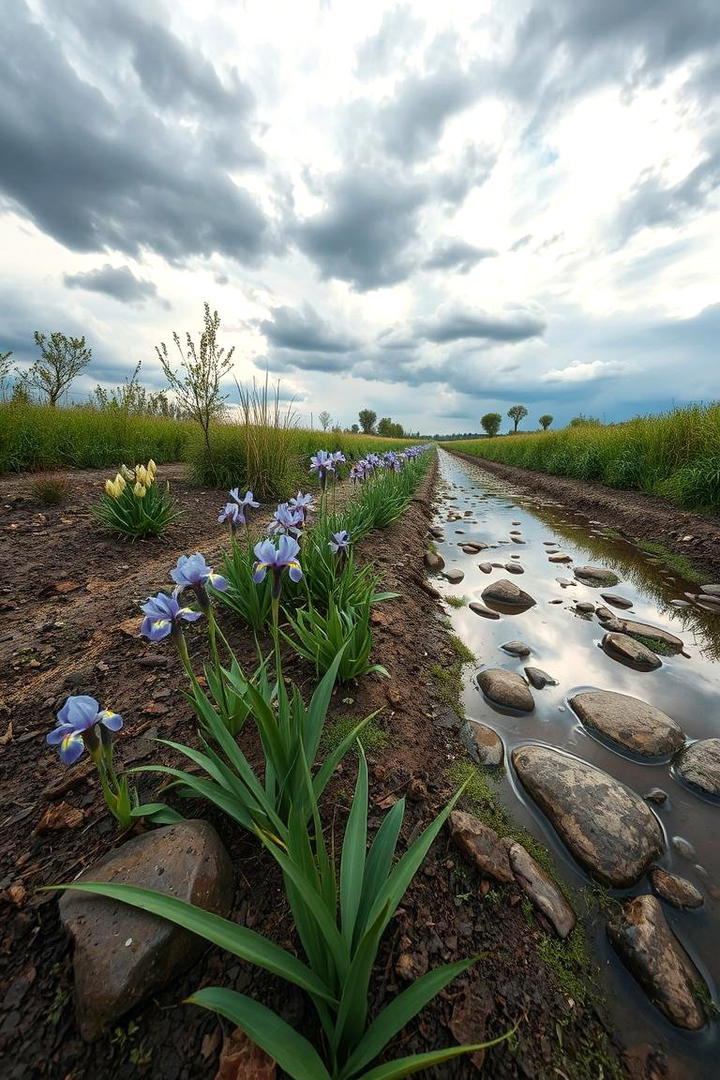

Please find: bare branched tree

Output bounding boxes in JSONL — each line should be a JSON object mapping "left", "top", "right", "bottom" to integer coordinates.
{"left": 318, "top": 410, "right": 331, "bottom": 431}
{"left": 155, "top": 303, "right": 234, "bottom": 450}
{"left": 27, "top": 332, "right": 92, "bottom": 405}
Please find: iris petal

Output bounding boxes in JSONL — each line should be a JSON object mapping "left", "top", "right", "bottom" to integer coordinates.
{"left": 99, "top": 710, "right": 123, "bottom": 732}
{"left": 59, "top": 732, "right": 85, "bottom": 765}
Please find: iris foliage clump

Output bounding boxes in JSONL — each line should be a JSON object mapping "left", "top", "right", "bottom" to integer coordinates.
{"left": 49, "top": 443, "right": 511, "bottom": 1075}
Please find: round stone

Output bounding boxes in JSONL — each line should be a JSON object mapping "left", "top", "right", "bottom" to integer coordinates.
{"left": 675, "top": 739, "right": 720, "bottom": 798}
{"left": 460, "top": 721, "right": 504, "bottom": 766}
{"left": 482, "top": 579, "right": 536, "bottom": 613}
{"left": 477, "top": 668, "right": 534, "bottom": 712}
{"left": 574, "top": 565, "right": 620, "bottom": 587}
{"left": 649, "top": 869, "right": 703, "bottom": 910}
{"left": 511, "top": 745, "right": 664, "bottom": 887}
{"left": 601, "top": 632, "right": 662, "bottom": 671}
{"left": 469, "top": 601, "right": 500, "bottom": 620}
{"left": 570, "top": 690, "right": 685, "bottom": 758}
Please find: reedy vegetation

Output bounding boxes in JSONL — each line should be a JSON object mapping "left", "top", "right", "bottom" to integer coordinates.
{"left": 443, "top": 402, "right": 720, "bottom": 512}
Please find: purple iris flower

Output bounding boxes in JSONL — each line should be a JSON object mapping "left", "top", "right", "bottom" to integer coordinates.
{"left": 140, "top": 587, "right": 203, "bottom": 641}
{"left": 47, "top": 695, "right": 123, "bottom": 765}
{"left": 229, "top": 488, "right": 260, "bottom": 509}
{"left": 349, "top": 463, "right": 363, "bottom": 484}
{"left": 329, "top": 530, "right": 350, "bottom": 554}
{"left": 332, "top": 451, "right": 346, "bottom": 465}
{"left": 310, "top": 450, "right": 335, "bottom": 490}
{"left": 253, "top": 535, "right": 303, "bottom": 598}
{"left": 218, "top": 502, "right": 245, "bottom": 530}
{"left": 268, "top": 502, "right": 304, "bottom": 536}
{"left": 289, "top": 491, "right": 314, "bottom": 522}
{"left": 171, "top": 553, "right": 228, "bottom": 594}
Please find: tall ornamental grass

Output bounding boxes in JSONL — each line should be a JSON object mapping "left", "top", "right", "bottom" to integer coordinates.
{"left": 189, "top": 426, "right": 420, "bottom": 498}
{"left": 442, "top": 403, "right": 720, "bottom": 512}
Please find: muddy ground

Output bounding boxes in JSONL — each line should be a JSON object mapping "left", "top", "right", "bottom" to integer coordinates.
{"left": 449, "top": 452, "right": 720, "bottom": 582}
{"left": 0, "top": 458, "right": 685, "bottom": 1079}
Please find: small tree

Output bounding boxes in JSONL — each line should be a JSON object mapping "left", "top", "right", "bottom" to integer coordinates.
{"left": 507, "top": 404, "right": 528, "bottom": 432}
{"left": 376, "top": 417, "right": 392, "bottom": 436}
{"left": 480, "top": 412, "right": 502, "bottom": 437}
{"left": 539, "top": 414, "right": 553, "bottom": 430}
{"left": 156, "top": 303, "right": 234, "bottom": 451}
{"left": 569, "top": 414, "right": 601, "bottom": 427}
{"left": 318, "top": 410, "right": 331, "bottom": 431}
{"left": 358, "top": 409, "right": 377, "bottom": 434}
{"left": 27, "top": 332, "right": 92, "bottom": 406}
{"left": 351, "top": 423, "right": 359, "bottom": 433}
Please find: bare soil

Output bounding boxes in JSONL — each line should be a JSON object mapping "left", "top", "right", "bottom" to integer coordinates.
{"left": 447, "top": 452, "right": 720, "bottom": 581}
{"left": 0, "top": 459, "right": 670, "bottom": 1079}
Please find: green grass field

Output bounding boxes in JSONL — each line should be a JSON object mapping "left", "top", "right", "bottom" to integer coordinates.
{"left": 441, "top": 403, "right": 720, "bottom": 512}
{"left": 0, "top": 403, "right": 419, "bottom": 498}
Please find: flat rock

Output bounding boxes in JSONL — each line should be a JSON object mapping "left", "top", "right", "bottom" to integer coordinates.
{"left": 569, "top": 690, "right": 685, "bottom": 758}
{"left": 460, "top": 543, "right": 482, "bottom": 554}
{"left": 700, "top": 584, "right": 720, "bottom": 596}
{"left": 548, "top": 553, "right": 572, "bottom": 563}
{"left": 424, "top": 552, "right": 445, "bottom": 572}
{"left": 512, "top": 745, "right": 664, "bottom": 886}
{"left": 478, "top": 668, "right": 534, "bottom": 712}
{"left": 460, "top": 721, "right": 504, "bottom": 766}
{"left": 523, "top": 666, "right": 557, "bottom": 689}
{"left": 478, "top": 562, "right": 493, "bottom": 574}
{"left": 507, "top": 842, "right": 576, "bottom": 939}
{"left": 501, "top": 640, "right": 531, "bottom": 657}
{"left": 600, "top": 593, "right": 633, "bottom": 609}
{"left": 504, "top": 562, "right": 524, "bottom": 574}
{"left": 59, "top": 819, "right": 234, "bottom": 1041}
{"left": 444, "top": 568, "right": 464, "bottom": 584}
{"left": 575, "top": 601, "right": 595, "bottom": 614}
{"left": 481, "top": 579, "right": 536, "bottom": 613}
{"left": 448, "top": 810, "right": 514, "bottom": 884}
{"left": 574, "top": 565, "right": 620, "bottom": 587}
{"left": 601, "top": 632, "right": 662, "bottom": 671}
{"left": 675, "top": 738, "right": 720, "bottom": 797}
{"left": 614, "top": 619, "right": 683, "bottom": 654}
{"left": 607, "top": 895, "right": 708, "bottom": 1029}
{"left": 649, "top": 869, "right": 703, "bottom": 909}
{"left": 469, "top": 601, "right": 500, "bottom": 620}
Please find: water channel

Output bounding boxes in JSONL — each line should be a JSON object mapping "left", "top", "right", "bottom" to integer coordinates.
{"left": 434, "top": 448, "right": 720, "bottom": 1077}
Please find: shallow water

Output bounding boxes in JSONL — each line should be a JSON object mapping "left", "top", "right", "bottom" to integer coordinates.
{"left": 434, "top": 449, "right": 720, "bottom": 1076}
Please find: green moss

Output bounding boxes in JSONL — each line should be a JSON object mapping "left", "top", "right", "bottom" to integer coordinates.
{"left": 445, "top": 594, "right": 466, "bottom": 608}
{"left": 429, "top": 635, "right": 474, "bottom": 718}
{"left": 637, "top": 540, "right": 704, "bottom": 583}
{"left": 450, "top": 635, "right": 475, "bottom": 663}
{"left": 322, "top": 712, "right": 389, "bottom": 757}
{"left": 537, "top": 928, "right": 593, "bottom": 1005}
{"left": 636, "top": 633, "right": 677, "bottom": 656}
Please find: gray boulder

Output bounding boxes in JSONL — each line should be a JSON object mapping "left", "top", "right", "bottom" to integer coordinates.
{"left": 569, "top": 690, "right": 685, "bottom": 758}
{"left": 512, "top": 745, "right": 664, "bottom": 886}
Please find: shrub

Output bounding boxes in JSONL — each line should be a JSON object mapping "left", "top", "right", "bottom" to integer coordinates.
{"left": 29, "top": 472, "right": 72, "bottom": 504}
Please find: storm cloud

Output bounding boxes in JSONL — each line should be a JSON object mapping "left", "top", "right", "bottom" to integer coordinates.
{"left": 64, "top": 264, "right": 168, "bottom": 307}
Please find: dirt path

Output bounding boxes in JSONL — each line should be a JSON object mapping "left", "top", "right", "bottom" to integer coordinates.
{"left": 446, "top": 451, "right": 720, "bottom": 581}
{"left": 0, "top": 457, "right": 643, "bottom": 1080}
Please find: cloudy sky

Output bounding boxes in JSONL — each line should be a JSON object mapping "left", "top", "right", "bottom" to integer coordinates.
{"left": 2, "top": 0, "right": 719, "bottom": 434}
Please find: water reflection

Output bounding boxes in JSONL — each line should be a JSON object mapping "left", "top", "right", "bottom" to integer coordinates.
{"left": 435, "top": 450, "right": 719, "bottom": 1076}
